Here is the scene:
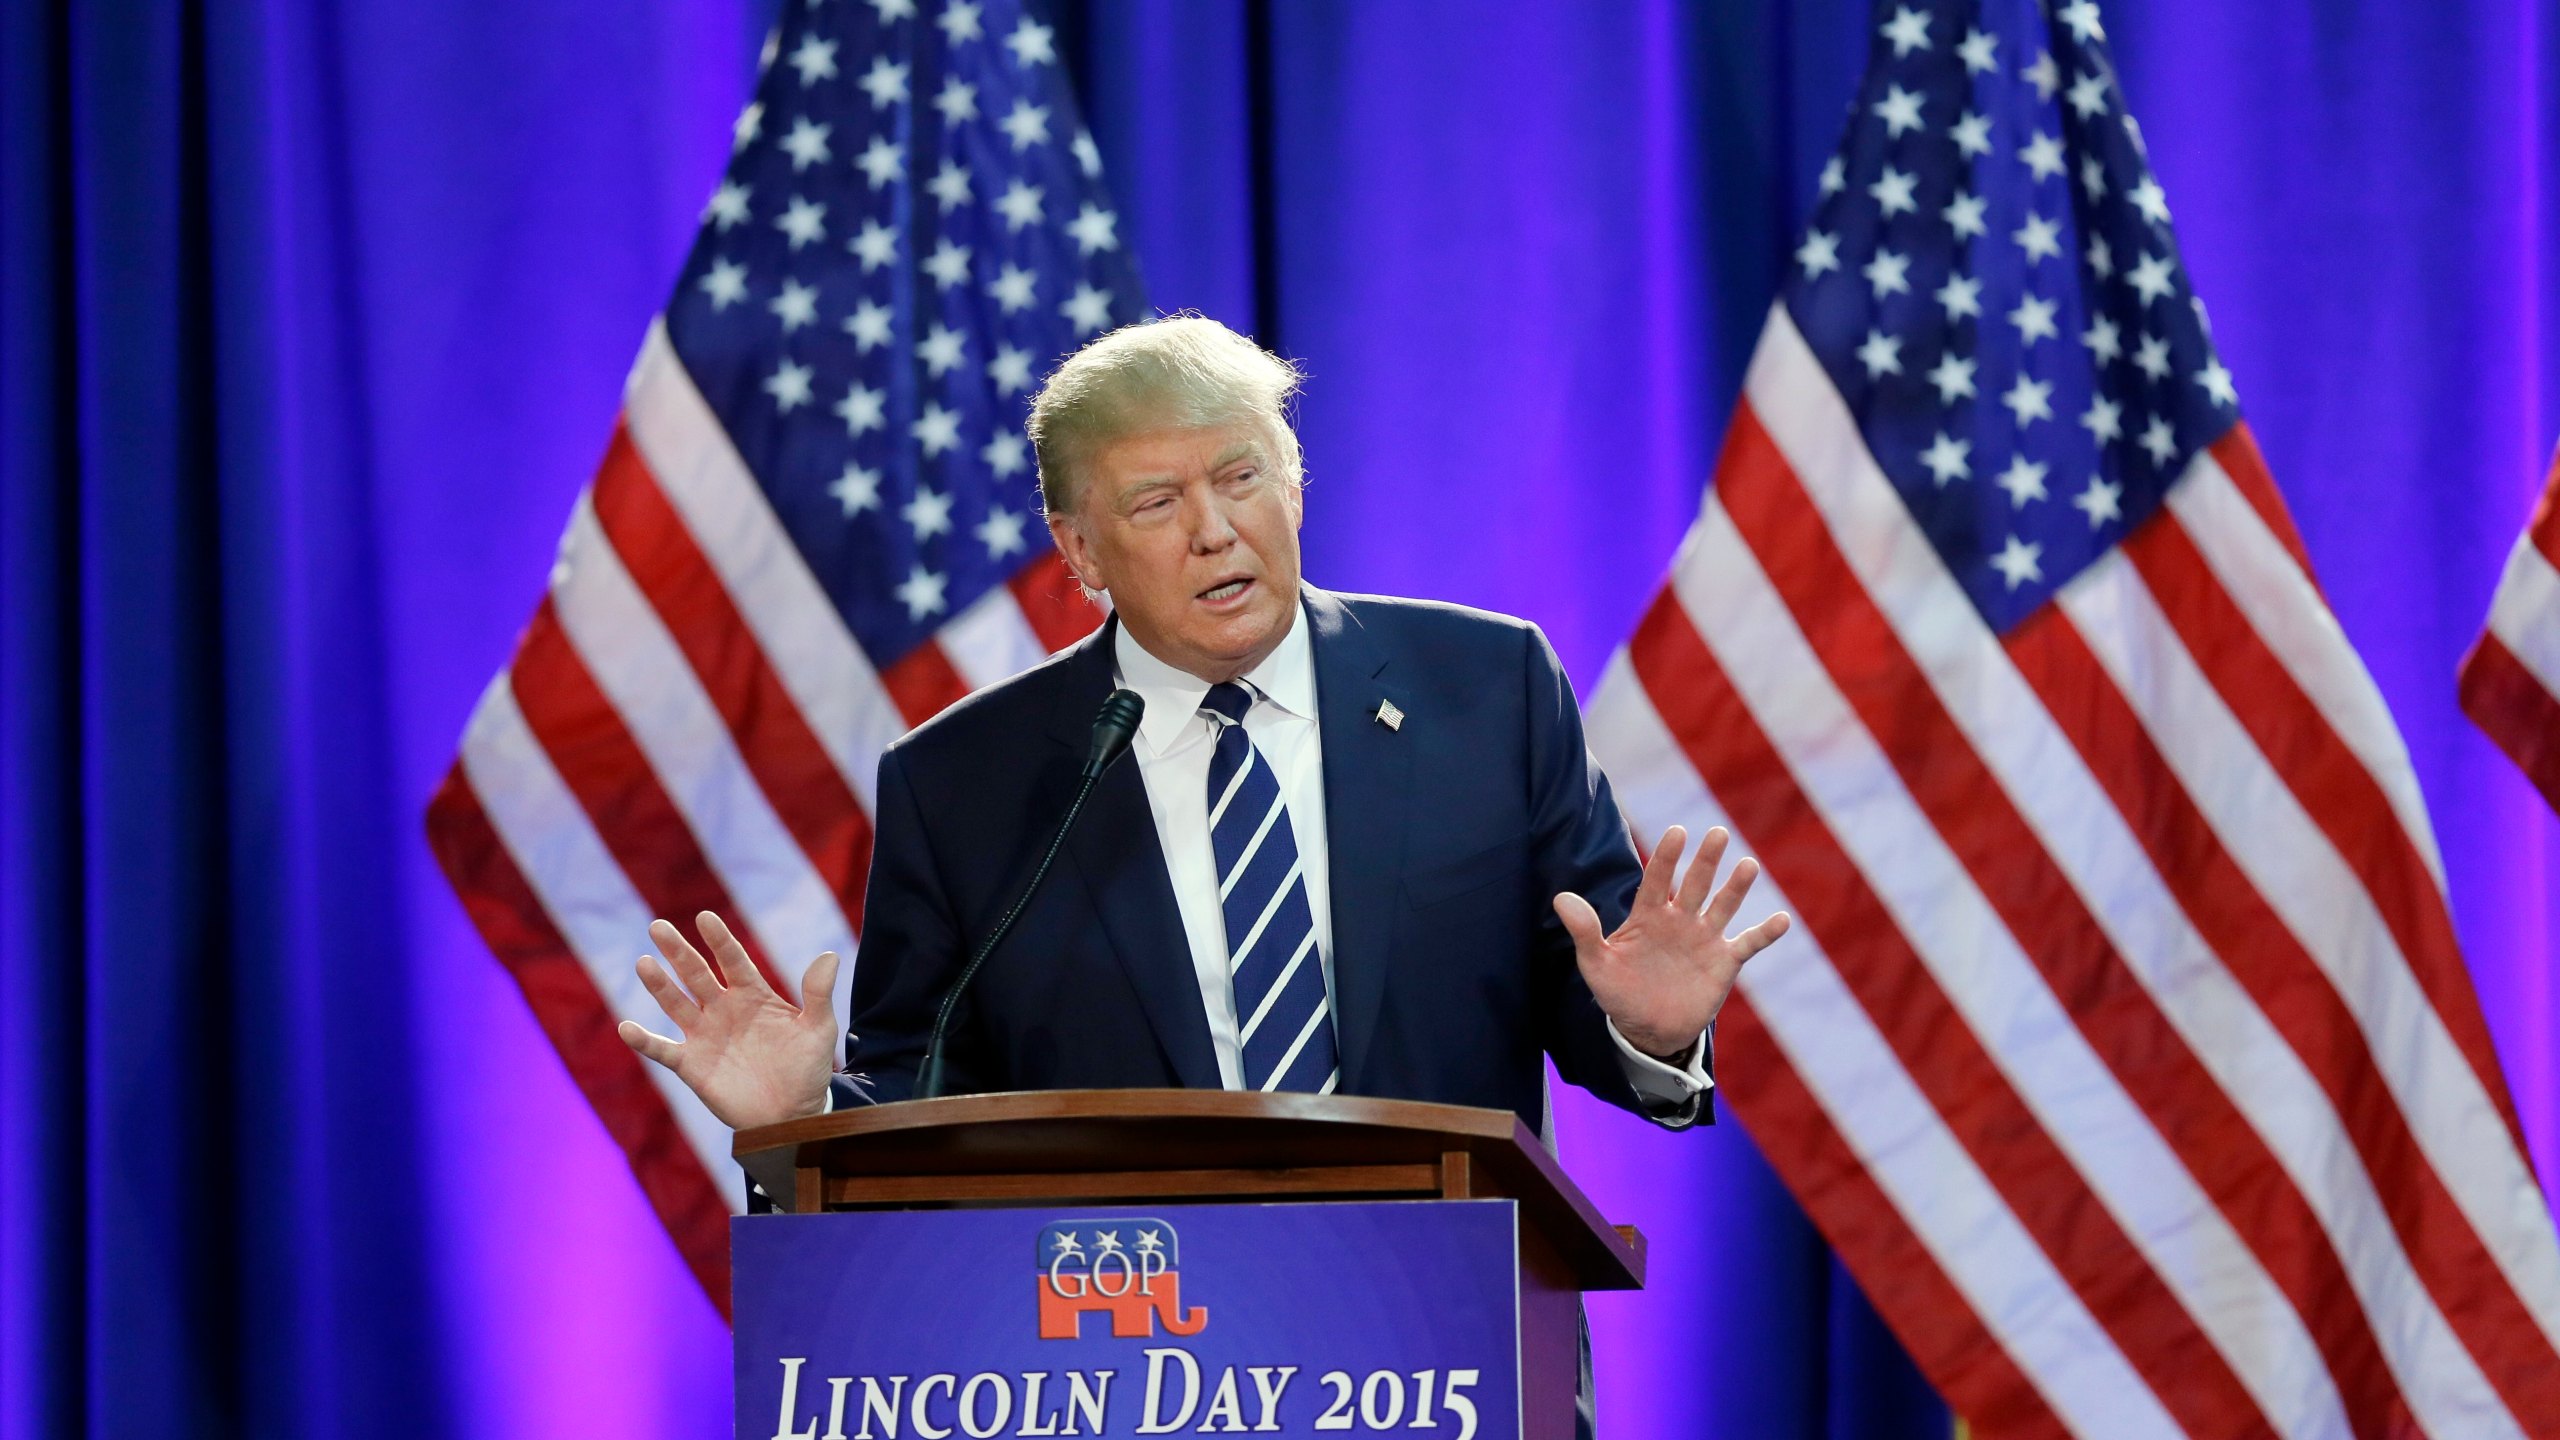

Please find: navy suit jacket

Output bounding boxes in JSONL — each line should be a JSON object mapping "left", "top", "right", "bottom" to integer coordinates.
{"left": 836, "top": 586, "right": 1710, "bottom": 1132}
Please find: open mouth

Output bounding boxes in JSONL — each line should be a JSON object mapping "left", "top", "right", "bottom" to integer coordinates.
{"left": 1198, "top": 578, "right": 1253, "bottom": 604}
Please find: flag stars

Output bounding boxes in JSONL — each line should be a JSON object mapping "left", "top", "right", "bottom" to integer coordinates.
{"left": 780, "top": 117, "right": 833, "bottom": 170}
{"left": 2127, "top": 252, "right": 2177, "bottom": 304}
{"left": 1951, "top": 112, "right": 1992, "bottom": 158}
{"left": 1869, "top": 166, "right": 1919, "bottom": 217}
{"left": 1061, "top": 282, "right": 1112, "bottom": 334}
{"left": 2080, "top": 395, "right": 2124, "bottom": 444}
{"left": 923, "top": 239, "right": 973, "bottom": 291}
{"left": 981, "top": 431, "right": 1029, "bottom": 478}
{"left": 1919, "top": 432, "right": 1971, "bottom": 485}
{"left": 1067, "top": 204, "right": 1120, "bottom": 255}
{"left": 859, "top": 57, "right": 910, "bottom": 109}
{"left": 769, "top": 278, "right": 820, "bottom": 331}
{"left": 2013, "top": 212, "right": 2063, "bottom": 263}
{"left": 987, "top": 264, "right": 1038, "bottom": 313}
{"left": 698, "top": 258, "right": 748, "bottom": 309}
{"left": 917, "top": 323, "right": 967, "bottom": 378}
{"left": 851, "top": 219, "right": 898, "bottom": 271}
{"left": 2133, "top": 333, "right": 2173, "bottom": 380}
{"left": 2021, "top": 131, "right": 2066, "bottom": 181}
{"left": 1862, "top": 249, "right": 1913, "bottom": 299}
{"left": 2002, "top": 374, "right": 2054, "bottom": 427}
{"left": 1071, "top": 130, "right": 1103, "bottom": 178}
{"left": 764, "top": 358, "right": 815, "bottom": 413}
{"left": 912, "top": 403, "right": 963, "bottom": 457}
{"left": 2138, "top": 415, "right": 2179, "bottom": 467}
{"left": 2195, "top": 358, "right": 2238, "bottom": 407}
{"left": 988, "top": 344, "right": 1035, "bottom": 394}
{"left": 1880, "top": 6, "right": 1931, "bottom": 56}
{"left": 830, "top": 463, "right": 881, "bottom": 516}
{"left": 2082, "top": 314, "right": 2124, "bottom": 363}
{"left": 2074, "top": 476, "right": 2124, "bottom": 528}
{"left": 1926, "top": 351, "right": 1977, "bottom": 402}
{"left": 895, "top": 565, "right": 948, "bottom": 620}
{"left": 2080, "top": 156, "right": 2108, "bottom": 201}
{"left": 1957, "top": 28, "right": 1998, "bottom": 74}
{"left": 902, "top": 484, "right": 955, "bottom": 538}
{"left": 1820, "top": 157, "right": 1846, "bottom": 195}
{"left": 933, "top": 77, "right": 978, "bottom": 126}
{"left": 1935, "top": 272, "right": 1983, "bottom": 321}
{"left": 976, "top": 506, "right": 1028, "bottom": 559}
{"left": 1000, "top": 99, "right": 1051, "bottom": 150}
{"left": 928, "top": 160, "right": 973, "bottom": 213}
{"left": 1797, "top": 229, "right": 1842, "bottom": 278}
{"left": 1006, "top": 15, "right": 1057, "bottom": 66}
{"left": 2024, "top": 51, "right": 2059, "bottom": 100}
{"left": 844, "top": 298, "right": 892, "bottom": 351}
{"left": 996, "top": 180, "right": 1044, "bottom": 230}
{"left": 733, "top": 101, "right": 764, "bottom": 152}
{"left": 787, "top": 33, "right": 838, "bottom": 85}
{"left": 776, "top": 195, "right": 827, "bottom": 249}
{"left": 2007, "top": 293, "right": 2059, "bottom": 346}
{"left": 868, "top": 0, "right": 918, "bottom": 22}
{"left": 1991, "top": 534, "right": 2045, "bottom": 590}
{"left": 2058, "top": 1, "right": 2106, "bottom": 43}
{"left": 2067, "top": 72, "right": 2110, "bottom": 120}
{"left": 937, "top": 0, "right": 985, "bottom": 45}
{"left": 1995, "top": 455, "right": 2049, "bottom": 507}
{"left": 1873, "top": 85, "right": 1926, "bottom": 139}
{"left": 2085, "top": 233, "right": 2114, "bottom": 279}
{"left": 705, "top": 180, "right": 751, "bottom": 230}
{"left": 2129, "top": 175, "right": 2172, "bottom": 226}
{"left": 856, "top": 136, "right": 905, "bottom": 188}
{"left": 836, "top": 381, "right": 886, "bottom": 435}
{"left": 1943, "top": 191, "right": 1988, "bottom": 239}
{"left": 1856, "top": 329, "right": 1905, "bottom": 379}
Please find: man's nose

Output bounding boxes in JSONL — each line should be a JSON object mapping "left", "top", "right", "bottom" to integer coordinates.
{"left": 1187, "top": 494, "right": 1239, "bottom": 551}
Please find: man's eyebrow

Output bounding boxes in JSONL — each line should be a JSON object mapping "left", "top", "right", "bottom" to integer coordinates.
{"left": 1212, "top": 441, "right": 1268, "bottom": 471}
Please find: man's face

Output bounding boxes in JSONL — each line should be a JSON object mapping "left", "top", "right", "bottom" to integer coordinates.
{"left": 1048, "top": 417, "right": 1305, "bottom": 683}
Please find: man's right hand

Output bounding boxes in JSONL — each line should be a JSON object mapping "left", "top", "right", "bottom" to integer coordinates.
{"left": 616, "top": 911, "right": 840, "bottom": 1130}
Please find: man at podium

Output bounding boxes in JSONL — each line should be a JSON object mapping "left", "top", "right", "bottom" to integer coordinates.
{"left": 616, "top": 315, "right": 1788, "bottom": 1149}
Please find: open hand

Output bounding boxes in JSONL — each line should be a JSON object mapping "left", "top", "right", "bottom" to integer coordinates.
{"left": 1554, "top": 825, "right": 1790, "bottom": 1058}
{"left": 616, "top": 911, "right": 840, "bottom": 1130}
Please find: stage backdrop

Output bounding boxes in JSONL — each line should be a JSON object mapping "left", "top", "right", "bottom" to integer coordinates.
{"left": 2, "top": 1, "right": 2554, "bottom": 1436}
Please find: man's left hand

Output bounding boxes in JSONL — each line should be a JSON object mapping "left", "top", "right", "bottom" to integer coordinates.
{"left": 1555, "top": 824, "right": 1791, "bottom": 1059}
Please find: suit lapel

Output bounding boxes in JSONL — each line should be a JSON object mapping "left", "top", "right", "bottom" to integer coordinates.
{"left": 1304, "top": 589, "right": 1413, "bottom": 1091}
{"left": 1048, "top": 618, "right": 1223, "bottom": 1090}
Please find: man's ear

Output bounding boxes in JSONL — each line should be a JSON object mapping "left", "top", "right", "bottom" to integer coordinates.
{"left": 1047, "top": 512, "right": 1105, "bottom": 594}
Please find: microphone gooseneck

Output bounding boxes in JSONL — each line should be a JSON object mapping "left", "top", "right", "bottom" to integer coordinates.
{"left": 914, "top": 688, "right": 1145, "bottom": 1100}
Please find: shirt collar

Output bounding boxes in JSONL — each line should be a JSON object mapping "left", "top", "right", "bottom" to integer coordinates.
{"left": 1112, "top": 588, "right": 1316, "bottom": 758}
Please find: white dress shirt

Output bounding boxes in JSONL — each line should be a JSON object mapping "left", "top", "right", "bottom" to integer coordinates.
{"left": 1113, "top": 596, "right": 1710, "bottom": 1110}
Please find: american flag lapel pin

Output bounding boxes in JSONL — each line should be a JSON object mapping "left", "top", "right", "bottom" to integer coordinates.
{"left": 1374, "top": 699, "right": 1404, "bottom": 732}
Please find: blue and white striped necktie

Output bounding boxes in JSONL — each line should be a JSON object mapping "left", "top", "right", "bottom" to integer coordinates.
{"left": 1201, "top": 681, "right": 1338, "bottom": 1094}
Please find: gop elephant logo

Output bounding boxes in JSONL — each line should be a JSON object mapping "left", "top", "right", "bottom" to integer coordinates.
{"left": 1035, "top": 1219, "right": 1209, "bottom": 1341}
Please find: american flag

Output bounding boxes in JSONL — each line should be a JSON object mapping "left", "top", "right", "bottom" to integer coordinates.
{"left": 424, "top": 0, "right": 1138, "bottom": 1309}
{"left": 2460, "top": 447, "right": 2560, "bottom": 816}
{"left": 1585, "top": 0, "right": 2560, "bottom": 1433}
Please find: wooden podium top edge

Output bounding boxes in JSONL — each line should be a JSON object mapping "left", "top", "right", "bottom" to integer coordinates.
{"left": 731, "top": 1089, "right": 1644, "bottom": 1290}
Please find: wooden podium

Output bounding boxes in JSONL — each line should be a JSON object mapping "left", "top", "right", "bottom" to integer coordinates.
{"left": 734, "top": 1091, "right": 1646, "bottom": 1439}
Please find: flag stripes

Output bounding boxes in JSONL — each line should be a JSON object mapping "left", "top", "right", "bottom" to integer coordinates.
{"left": 1586, "top": 302, "right": 2560, "bottom": 1436}
{"left": 427, "top": 345, "right": 1098, "bottom": 1295}
{"left": 2463, "top": 452, "right": 2560, "bottom": 814}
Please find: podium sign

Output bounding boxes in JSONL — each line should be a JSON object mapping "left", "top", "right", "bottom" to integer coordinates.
{"left": 735, "top": 1200, "right": 1524, "bottom": 1439}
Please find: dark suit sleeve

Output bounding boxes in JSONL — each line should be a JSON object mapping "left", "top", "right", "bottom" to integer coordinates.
{"left": 831, "top": 744, "right": 986, "bottom": 1106}
{"left": 1520, "top": 624, "right": 1716, "bottom": 1129}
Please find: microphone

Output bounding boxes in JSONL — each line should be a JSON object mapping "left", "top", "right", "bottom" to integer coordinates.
{"left": 914, "top": 688, "right": 1145, "bottom": 1100}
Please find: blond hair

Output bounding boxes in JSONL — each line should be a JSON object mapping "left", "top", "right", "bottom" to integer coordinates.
{"left": 1026, "top": 313, "right": 1306, "bottom": 518}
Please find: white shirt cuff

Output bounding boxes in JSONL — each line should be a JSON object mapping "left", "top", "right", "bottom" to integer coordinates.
{"left": 1605, "top": 1016, "right": 1712, "bottom": 1110}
